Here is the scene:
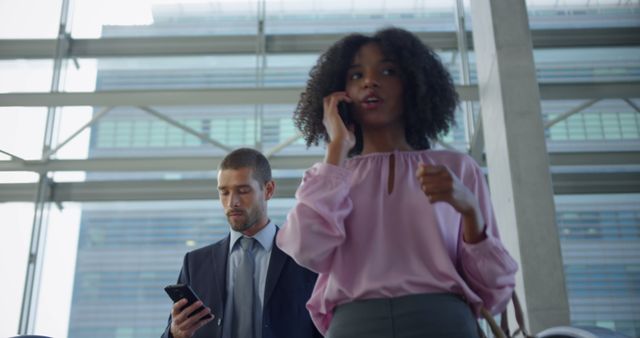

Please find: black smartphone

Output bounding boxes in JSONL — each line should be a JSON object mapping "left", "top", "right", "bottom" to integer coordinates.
{"left": 164, "top": 283, "right": 213, "bottom": 320}
{"left": 338, "top": 101, "right": 353, "bottom": 126}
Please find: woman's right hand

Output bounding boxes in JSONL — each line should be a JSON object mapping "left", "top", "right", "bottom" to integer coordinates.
{"left": 322, "top": 91, "right": 355, "bottom": 166}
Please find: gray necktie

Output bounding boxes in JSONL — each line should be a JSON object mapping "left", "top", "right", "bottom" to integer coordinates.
{"left": 232, "top": 237, "right": 256, "bottom": 338}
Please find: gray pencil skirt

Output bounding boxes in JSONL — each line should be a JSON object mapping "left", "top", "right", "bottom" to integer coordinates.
{"left": 326, "top": 293, "right": 481, "bottom": 338}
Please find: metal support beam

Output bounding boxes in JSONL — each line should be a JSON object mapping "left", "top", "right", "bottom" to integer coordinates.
{"left": 0, "top": 87, "right": 304, "bottom": 107}
{"left": 0, "top": 149, "right": 26, "bottom": 162}
{"left": 551, "top": 171, "right": 640, "bottom": 195}
{"left": 19, "top": 0, "right": 71, "bottom": 333}
{"left": 254, "top": 0, "right": 267, "bottom": 151}
{"left": 44, "top": 106, "right": 114, "bottom": 159}
{"left": 624, "top": 98, "right": 640, "bottom": 114}
{"left": 1, "top": 151, "right": 637, "bottom": 173}
{"left": 527, "top": 27, "right": 640, "bottom": 49}
{"left": 544, "top": 99, "right": 599, "bottom": 129}
{"left": 541, "top": 150, "right": 640, "bottom": 167}
{"left": 468, "top": 115, "right": 484, "bottom": 163}
{"left": 470, "top": 0, "right": 570, "bottom": 332}
{"left": 1, "top": 83, "right": 638, "bottom": 107}
{"left": 265, "top": 133, "right": 303, "bottom": 158}
{"left": 1, "top": 27, "right": 638, "bottom": 59}
{"left": 537, "top": 82, "right": 640, "bottom": 100}
{"left": 454, "top": 0, "right": 475, "bottom": 145}
{"left": 0, "top": 177, "right": 302, "bottom": 202}
{"left": 2, "top": 169, "right": 637, "bottom": 202}
{"left": 137, "top": 106, "right": 232, "bottom": 152}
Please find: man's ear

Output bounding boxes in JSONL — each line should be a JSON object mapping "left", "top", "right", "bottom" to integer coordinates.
{"left": 264, "top": 180, "right": 276, "bottom": 200}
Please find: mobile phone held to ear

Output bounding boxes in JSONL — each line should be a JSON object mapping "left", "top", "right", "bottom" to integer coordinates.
{"left": 164, "top": 283, "right": 213, "bottom": 320}
{"left": 338, "top": 101, "right": 353, "bottom": 126}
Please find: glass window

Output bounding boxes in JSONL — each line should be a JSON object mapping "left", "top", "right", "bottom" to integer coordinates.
{"left": 64, "top": 56, "right": 260, "bottom": 91}
{"left": 266, "top": 0, "right": 457, "bottom": 34}
{"left": 525, "top": 1, "right": 640, "bottom": 29}
{"left": 0, "top": 203, "right": 34, "bottom": 338}
{"left": 0, "top": 0, "right": 62, "bottom": 39}
{"left": 0, "top": 108, "right": 48, "bottom": 160}
{"left": 54, "top": 107, "right": 95, "bottom": 161}
{"left": 462, "top": 47, "right": 640, "bottom": 85}
{"left": 555, "top": 194, "right": 640, "bottom": 338}
{"left": 34, "top": 202, "right": 82, "bottom": 337}
{"left": 69, "top": 0, "right": 259, "bottom": 39}
{"left": 543, "top": 99, "right": 640, "bottom": 150}
{"left": 0, "top": 60, "right": 54, "bottom": 93}
{"left": 534, "top": 47, "right": 640, "bottom": 83}
{"left": 58, "top": 52, "right": 463, "bottom": 92}
{"left": 43, "top": 104, "right": 331, "bottom": 159}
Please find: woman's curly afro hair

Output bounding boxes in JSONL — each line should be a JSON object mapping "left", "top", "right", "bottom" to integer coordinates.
{"left": 294, "top": 27, "right": 458, "bottom": 156}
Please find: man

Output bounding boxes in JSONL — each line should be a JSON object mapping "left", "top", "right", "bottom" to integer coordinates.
{"left": 162, "top": 148, "right": 320, "bottom": 338}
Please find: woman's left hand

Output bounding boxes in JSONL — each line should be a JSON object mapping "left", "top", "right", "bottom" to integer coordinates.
{"left": 416, "top": 163, "right": 485, "bottom": 243}
{"left": 415, "top": 163, "right": 475, "bottom": 213}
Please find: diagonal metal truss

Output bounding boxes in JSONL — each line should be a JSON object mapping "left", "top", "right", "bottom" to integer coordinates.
{"left": 1, "top": 27, "right": 638, "bottom": 60}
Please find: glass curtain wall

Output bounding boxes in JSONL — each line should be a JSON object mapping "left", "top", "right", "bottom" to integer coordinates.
{"left": 0, "top": 0, "right": 639, "bottom": 337}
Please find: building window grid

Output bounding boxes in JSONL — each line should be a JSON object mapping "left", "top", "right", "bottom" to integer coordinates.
{"left": 622, "top": 110, "right": 640, "bottom": 139}
{"left": 91, "top": 105, "right": 640, "bottom": 150}
{"left": 546, "top": 107, "right": 640, "bottom": 142}
{"left": 559, "top": 210, "right": 640, "bottom": 240}
{"left": 604, "top": 111, "right": 622, "bottom": 139}
{"left": 616, "top": 111, "right": 624, "bottom": 140}
{"left": 557, "top": 206, "right": 640, "bottom": 336}
{"left": 597, "top": 111, "right": 606, "bottom": 140}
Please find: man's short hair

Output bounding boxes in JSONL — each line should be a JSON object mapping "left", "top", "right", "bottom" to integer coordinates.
{"left": 219, "top": 148, "right": 272, "bottom": 186}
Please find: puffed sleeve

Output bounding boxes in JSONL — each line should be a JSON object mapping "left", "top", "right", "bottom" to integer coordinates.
{"left": 276, "top": 162, "right": 353, "bottom": 273}
{"left": 458, "top": 158, "right": 518, "bottom": 315}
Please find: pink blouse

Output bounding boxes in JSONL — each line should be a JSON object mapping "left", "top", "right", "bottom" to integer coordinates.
{"left": 276, "top": 149, "right": 518, "bottom": 334}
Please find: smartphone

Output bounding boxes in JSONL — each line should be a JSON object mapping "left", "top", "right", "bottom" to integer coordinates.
{"left": 338, "top": 101, "right": 353, "bottom": 126}
{"left": 164, "top": 283, "right": 213, "bottom": 320}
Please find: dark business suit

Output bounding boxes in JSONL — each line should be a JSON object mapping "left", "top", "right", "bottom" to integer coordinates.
{"left": 162, "top": 229, "right": 321, "bottom": 338}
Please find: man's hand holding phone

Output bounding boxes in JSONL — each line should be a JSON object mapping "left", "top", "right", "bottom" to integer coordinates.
{"left": 165, "top": 284, "right": 214, "bottom": 338}
{"left": 170, "top": 298, "right": 214, "bottom": 338}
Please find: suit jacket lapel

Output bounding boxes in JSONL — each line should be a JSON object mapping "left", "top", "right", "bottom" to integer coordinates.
{"left": 264, "top": 228, "right": 286, "bottom": 306}
{"left": 212, "top": 235, "right": 230, "bottom": 312}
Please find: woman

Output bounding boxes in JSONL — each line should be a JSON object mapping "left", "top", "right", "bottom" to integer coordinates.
{"left": 276, "top": 27, "right": 518, "bottom": 338}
